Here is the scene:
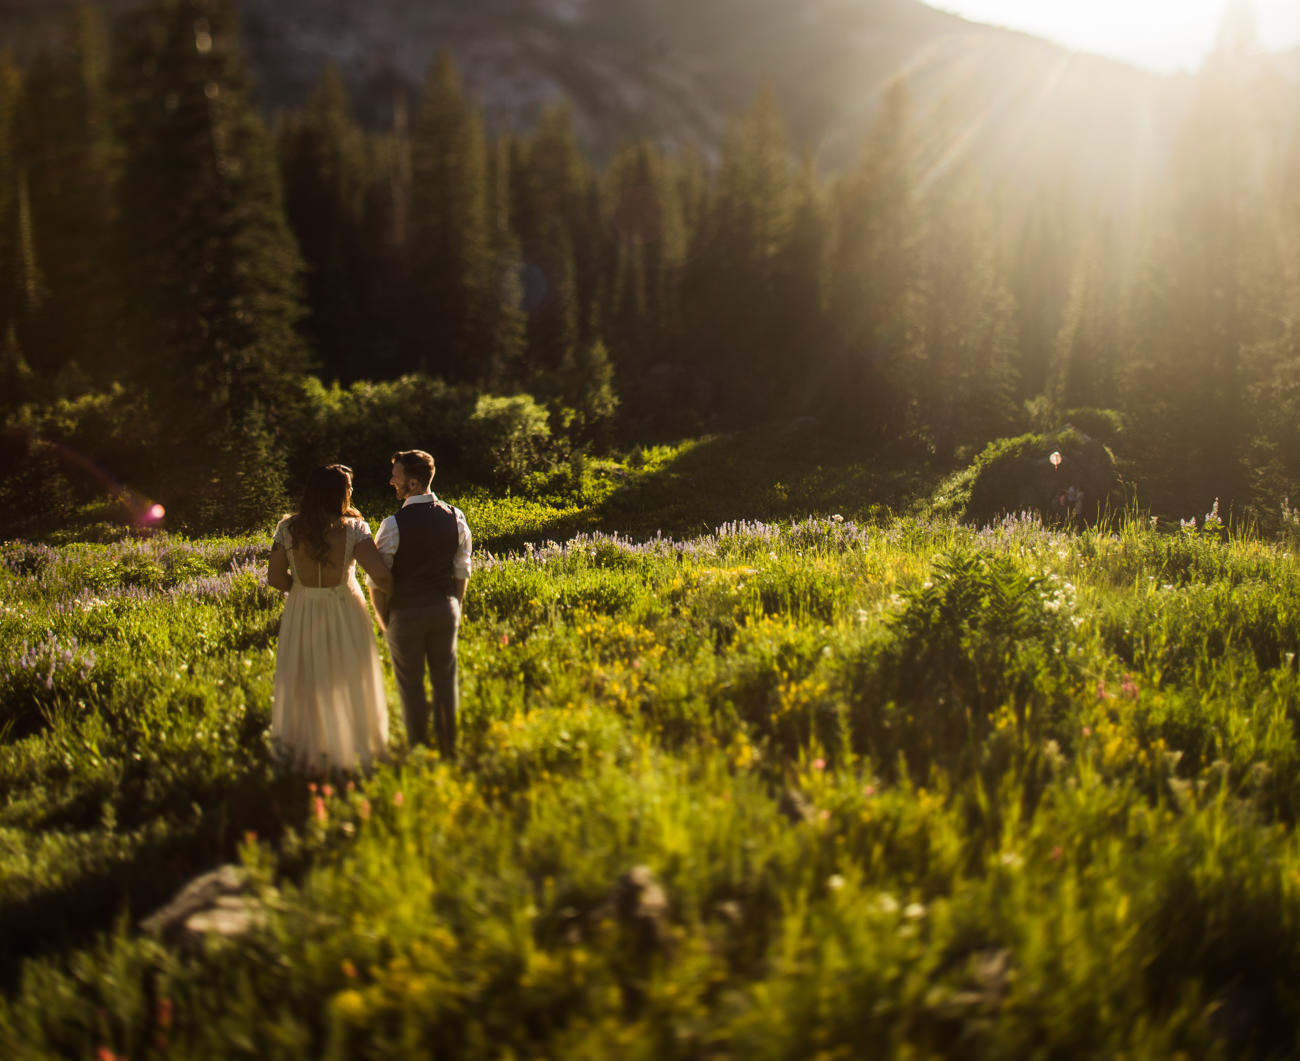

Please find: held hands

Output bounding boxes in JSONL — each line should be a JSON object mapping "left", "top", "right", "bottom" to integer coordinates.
{"left": 369, "top": 586, "right": 391, "bottom": 631}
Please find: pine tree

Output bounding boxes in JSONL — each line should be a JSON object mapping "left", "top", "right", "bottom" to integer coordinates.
{"left": 605, "top": 140, "right": 686, "bottom": 398}
{"left": 683, "top": 89, "right": 795, "bottom": 423}
{"left": 768, "top": 155, "right": 827, "bottom": 417}
{"left": 1004, "top": 180, "right": 1077, "bottom": 406}
{"left": 0, "top": 51, "right": 26, "bottom": 365}
{"left": 1122, "top": 12, "right": 1284, "bottom": 515}
{"left": 824, "top": 79, "right": 919, "bottom": 442}
{"left": 511, "top": 107, "right": 590, "bottom": 387}
{"left": 408, "top": 52, "right": 499, "bottom": 382}
{"left": 278, "top": 66, "right": 369, "bottom": 383}
{"left": 114, "top": 0, "right": 310, "bottom": 526}
{"left": 483, "top": 133, "right": 527, "bottom": 390}
{"left": 915, "top": 169, "right": 1020, "bottom": 461}
{"left": 1049, "top": 219, "right": 1125, "bottom": 414}
{"left": 1240, "top": 95, "right": 1300, "bottom": 520}
{"left": 14, "top": 3, "right": 118, "bottom": 382}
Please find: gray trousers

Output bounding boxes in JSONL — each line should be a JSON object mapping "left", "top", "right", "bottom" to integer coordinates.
{"left": 386, "top": 597, "right": 460, "bottom": 758}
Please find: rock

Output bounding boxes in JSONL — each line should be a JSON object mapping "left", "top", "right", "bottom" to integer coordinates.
{"left": 777, "top": 785, "right": 817, "bottom": 825}
{"left": 614, "top": 865, "right": 668, "bottom": 943}
{"left": 140, "top": 864, "right": 265, "bottom": 945}
{"left": 182, "top": 895, "right": 267, "bottom": 937}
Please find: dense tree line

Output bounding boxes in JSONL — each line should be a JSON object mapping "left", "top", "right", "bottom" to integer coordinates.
{"left": 1, "top": 0, "right": 1298, "bottom": 528}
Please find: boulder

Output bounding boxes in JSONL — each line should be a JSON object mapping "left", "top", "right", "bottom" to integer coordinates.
{"left": 140, "top": 864, "right": 267, "bottom": 947}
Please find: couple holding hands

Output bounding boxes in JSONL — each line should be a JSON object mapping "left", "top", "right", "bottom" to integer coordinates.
{"left": 266, "top": 449, "right": 471, "bottom": 774}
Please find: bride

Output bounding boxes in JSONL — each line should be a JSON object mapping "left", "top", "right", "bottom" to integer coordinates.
{"left": 266, "top": 464, "right": 393, "bottom": 773}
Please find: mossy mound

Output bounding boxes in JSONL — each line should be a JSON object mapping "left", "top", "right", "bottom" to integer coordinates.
{"left": 929, "top": 427, "right": 1120, "bottom": 526}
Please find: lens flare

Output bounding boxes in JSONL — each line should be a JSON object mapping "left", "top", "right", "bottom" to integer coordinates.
{"left": 39, "top": 437, "right": 167, "bottom": 528}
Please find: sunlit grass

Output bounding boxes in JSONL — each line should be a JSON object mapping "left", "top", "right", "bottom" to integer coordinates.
{"left": 3, "top": 480, "right": 1300, "bottom": 1056}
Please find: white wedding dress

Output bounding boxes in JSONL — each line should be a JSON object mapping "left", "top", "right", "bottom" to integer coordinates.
{"left": 271, "top": 516, "right": 388, "bottom": 773}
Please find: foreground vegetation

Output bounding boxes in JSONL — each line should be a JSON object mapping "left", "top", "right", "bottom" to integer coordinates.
{"left": 3, "top": 444, "right": 1300, "bottom": 1058}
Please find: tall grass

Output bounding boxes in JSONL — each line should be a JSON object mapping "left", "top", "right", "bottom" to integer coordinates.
{"left": 3, "top": 487, "right": 1300, "bottom": 1057}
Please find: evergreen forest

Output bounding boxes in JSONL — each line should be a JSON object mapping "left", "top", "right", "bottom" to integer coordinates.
{"left": 1, "top": 0, "right": 1298, "bottom": 534}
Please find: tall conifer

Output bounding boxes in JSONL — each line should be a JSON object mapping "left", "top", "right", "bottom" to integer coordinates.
{"left": 684, "top": 90, "right": 794, "bottom": 422}
{"left": 114, "top": 0, "right": 308, "bottom": 524}
{"left": 0, "top": 52, "right": 25, "bottom": 366}
{"left": 1123, "top": 21, "right": 1281, "bottom": 514}
{"left": 825, "top": 79, "right": 919, "bottom": 441}
{"left": 409, "top": 52, "right": 497, "bottom": 382}
{"left": 15, "top": 3, "right": 118, "bottom": 382}
{"left": 278, "top": 66, "right": 369, "bottom": 383}
{"left": 915, "top": 170, "right": 1019, "bottom": 460}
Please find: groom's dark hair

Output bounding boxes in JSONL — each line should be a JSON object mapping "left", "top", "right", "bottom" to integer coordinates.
{"left": 392, "top": 449, "right": 435, "bottom": 488}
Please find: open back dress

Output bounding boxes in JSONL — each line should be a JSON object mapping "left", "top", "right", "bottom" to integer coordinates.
{"left": 271, "top": 516, "right": 388, "bottom": 773}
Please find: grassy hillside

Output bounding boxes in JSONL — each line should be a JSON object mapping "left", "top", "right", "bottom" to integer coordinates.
{"left": 4, "top": 443, "right": 1300, "bottom": 1056}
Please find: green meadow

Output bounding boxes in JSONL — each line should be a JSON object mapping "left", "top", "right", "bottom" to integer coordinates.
{"left": 3, "top": 439, "right": 1300, "bottom": 1059}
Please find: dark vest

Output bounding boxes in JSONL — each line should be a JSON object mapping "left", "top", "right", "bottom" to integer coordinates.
{"left": 389, "top": 500, "right": 461, "bottom": 610}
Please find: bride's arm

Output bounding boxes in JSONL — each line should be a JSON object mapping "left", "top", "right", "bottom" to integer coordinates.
{"left": 355, "top": 537, "right": 394, "bottom": 598}
{"left": 268, "top": 542, "right": 293, "bottom": 592}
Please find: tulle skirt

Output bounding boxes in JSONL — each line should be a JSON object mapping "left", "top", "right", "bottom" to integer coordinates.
{"left": 271, "top": 580, "right": 388, "bottom": 773}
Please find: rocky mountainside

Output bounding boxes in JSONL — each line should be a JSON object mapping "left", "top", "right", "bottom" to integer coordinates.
{"left": 2, "top": 0, "right": 1294, "bottom": 196}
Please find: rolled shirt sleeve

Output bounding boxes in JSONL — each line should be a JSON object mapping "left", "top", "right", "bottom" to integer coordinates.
{"left": 374, "top": 513, "right": 399, "bottom": 570}
{"left": 453, "top": 508, "right": 473, "bottom": 580}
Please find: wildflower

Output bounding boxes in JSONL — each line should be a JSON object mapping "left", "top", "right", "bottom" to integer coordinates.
{"left": 1050, "top": 846, "right": 1064, "bottom": 862}
{"left": 359, "top": 799, "right": 371, "bottom": 821}
{"left": 1096, "top": 680, "right": 1107, "bottom": 700}
{"left": 1082, "top": 726, "right": 1092, "bottom": 737}
{"left": 322, "top": 784, "right": 334, "bottom": 798}
{"left": 96, "top": 1048, "right": 117, "bottom": 1061}
{"left": 812, "top": 757, "right": 826, "bottom": 771}
{"left": 1120, "top": 674, "right": 1139, "bottom": 700}
{"left": 308, "top": 782, "right": 318, "bottom": 794}
{"left": 156, "top": 997, "right": 174, "bottom": 1028}
{"left": 819, "top": 808, "right": 831, "bottom": 822}
{"left": 332, "top": 989, "right": 367, "bottom": 1023}
{"left": 243, "top": 830, "right": 257, "bottom": 847}
{"left": 828, "top": 874, "right": 845, "bottom": 890}
{"left": 393, "top": 791, "right": 404, "bottom": 807}
{"left": 312, "top": 796, "right": 327, "bottom": 823}
{"left": 904, "top": 902, "right": 927, "bottom": 920}
{"left": 501, "top": 633, "right": 509, "bottom": 646}
{"left": 863, "top": 784, "right": 876, "bottom": 797}
{"left": 341, "top": 959, "right": 358, "bottom": 979}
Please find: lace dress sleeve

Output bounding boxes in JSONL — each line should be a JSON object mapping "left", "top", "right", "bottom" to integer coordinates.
{"left": 273, "top": 516, "right": 293, "bottom": 551}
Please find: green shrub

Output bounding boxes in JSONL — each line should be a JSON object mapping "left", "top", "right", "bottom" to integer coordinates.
{"left": 464, "top": 393, "right": 553, "bottom": 487}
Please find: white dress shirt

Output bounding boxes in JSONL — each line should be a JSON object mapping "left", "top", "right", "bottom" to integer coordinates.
{"left": 374, "top": 492, "right": 473, "bottom": 579}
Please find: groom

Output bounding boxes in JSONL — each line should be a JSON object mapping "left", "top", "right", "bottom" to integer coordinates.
{"left": 371, "top": 449, "right": 472, "bottom": 760}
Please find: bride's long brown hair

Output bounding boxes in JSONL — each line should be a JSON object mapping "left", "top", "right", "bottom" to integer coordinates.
{"left": 288, "top": 464, "right": 361, "bottom": 563}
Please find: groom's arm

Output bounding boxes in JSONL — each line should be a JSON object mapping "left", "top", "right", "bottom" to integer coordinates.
{"left": 371, "top": 514, "right": 398, "bottom": 629}
{"left": 452, "top": 512, "right": 472, "bottom": 608}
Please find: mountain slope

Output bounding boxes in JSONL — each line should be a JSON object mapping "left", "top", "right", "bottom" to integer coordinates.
{"left": 1, "top": 0, "right": 1286, "bottom": 207}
